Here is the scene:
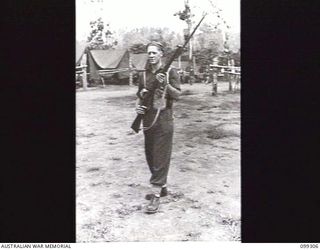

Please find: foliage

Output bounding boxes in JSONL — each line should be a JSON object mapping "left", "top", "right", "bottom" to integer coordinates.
{"left": 195, "top": 23, "right": 224, "bottom": 51}
{"left": 174, "top": 2, "right": 193, "bottom": 22}
{"left": 86, "top": 17, "right": 117, "bottom": 50}
{"left": 83, "top": 3, "right": 240, "bottom": 70}
{"left": 192, "top": 23, "right": 225, "bottom": 70}
{"left": 194, "top": 47, "right": 218, "bottom": 71}
{"left": 120, "top": 27, "right": 183, "bottom": 55}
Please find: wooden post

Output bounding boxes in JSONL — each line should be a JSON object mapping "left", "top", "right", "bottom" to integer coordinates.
{"left": 228, "top": 74, "right": 233, "bottom": 91}
{"left": 228, "top": 58, "right": 233, "bottom": 92}
{"left": 189, "top": 35, "right": 193, "bottom": 62}
{"left": 212, "top": 57, "right": 219, "bottom": 96}
{"left": 80, "top": 53, "right": 88, "bottom": 90}
{"left": 129, "top": 50, "right": 133, "bottom": 86}
{"left": 187, "top": 14, "right": 192, "bottom": 62}
{"left": 82, "top": 66, "right": 88, "bottom": 90}
{"left": 178, "top": 55, "right": 181, "bottom": 69}
{"left": 230, "top": 59, "right": 235, "bottom": 92}
{"left": 212, "top": 71, "right": 218, "bottom": 96}
{"left": 101, "top": 76, "right": 105, "bottom": 88}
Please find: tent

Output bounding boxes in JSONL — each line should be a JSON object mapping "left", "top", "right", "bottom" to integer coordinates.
{"left": 76, "top": 40, "right": 87, "bottom": 66}
{"left": 171, "top": 60, "right": 189, "bottom": 71}
{"left": 131, "top": 53, "right": 148, "bottom": 71}
{"left": 87, "top": 49, "right": 130, "bottom": 81}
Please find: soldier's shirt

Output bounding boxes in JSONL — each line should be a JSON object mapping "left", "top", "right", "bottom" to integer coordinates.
{"left": 136, "top": 66, "right": 181, "bottom": 110}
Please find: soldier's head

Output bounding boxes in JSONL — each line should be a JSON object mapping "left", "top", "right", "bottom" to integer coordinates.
{"left": 146, "top": 41, "right": 164, "bottom": 65}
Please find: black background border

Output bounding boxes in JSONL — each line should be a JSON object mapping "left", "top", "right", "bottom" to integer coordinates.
{"left": 1, "top": 0, "right": 75, "bottom": 242}
{"left": 241, "top": 0, "right": 320, "bottom": 242}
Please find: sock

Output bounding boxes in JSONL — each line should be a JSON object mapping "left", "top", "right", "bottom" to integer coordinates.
{"left": 150, "top": 184, "right": 161, "bottom": 196}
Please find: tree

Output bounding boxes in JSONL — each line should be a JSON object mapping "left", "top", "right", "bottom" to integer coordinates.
{"left": 119, "top": 28, "right": 148, "bottom": 48}
{"left": 130, "top": 43, "right": 146, "bottom": 54}
{"left": 119, "top": 27, "right": 183, "bottom": 56}
{"left": 192, "top": 23, "right": 225, "bottom": 71}
{"left": 147, "top": 28, "right": 175, "bottom": 54}
{"left": 86, "top": 17, "right": 117, "bottom": 50}
{"left": 174, "top": 2, "right": 193, "bottom": 22}
{"left": 226, "top": 32, "right": 240, "bottom": 53}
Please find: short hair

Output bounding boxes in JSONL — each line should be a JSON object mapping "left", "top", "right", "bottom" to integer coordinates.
{"left": 146, "top": 41, "right": 164, "bottom": 53}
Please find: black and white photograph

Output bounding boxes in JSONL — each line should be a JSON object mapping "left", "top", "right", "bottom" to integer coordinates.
{"left": 76, "top": 0, "right": 240, "bottom": 242}
{"left": 2, "top": 0, "right": 320, "bottom": 246}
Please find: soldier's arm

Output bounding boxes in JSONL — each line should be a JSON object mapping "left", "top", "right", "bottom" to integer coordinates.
{"left": 166, "top": 68, "right": 181, "bottom": 100}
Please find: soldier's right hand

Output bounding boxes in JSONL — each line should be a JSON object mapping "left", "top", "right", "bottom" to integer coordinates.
{"left": 136, "top": 105, "right": 147, "bottom": 115}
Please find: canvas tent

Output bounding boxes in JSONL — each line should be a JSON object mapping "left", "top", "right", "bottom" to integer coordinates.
{"left": 131, "top": 53, "right": 148, "bottom": 71}
{"left": 171, "top": 60, "right": 189, "bottom": 71}
{"left": 75, "top": 41, "right": 88, "bottom": 88}
{"left": 76, "top": 40, "right": 87, "bottom": 66}
{"left": 87, "top": 49, "right": 130, "bottom": 82}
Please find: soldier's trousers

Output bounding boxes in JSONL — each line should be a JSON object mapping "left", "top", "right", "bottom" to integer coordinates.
{"left": 143, "top": 109, "right": 174, "bottom": 187}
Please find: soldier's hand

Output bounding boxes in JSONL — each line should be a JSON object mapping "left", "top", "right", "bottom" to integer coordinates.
{"left": 139, "top": 88, "right": 149, "bottom": 99}
{"left": 156, "top": 73, "right": 167, "bottom": 86}
{"left": 136, "top": 105, "right": 147, "bottom": 115}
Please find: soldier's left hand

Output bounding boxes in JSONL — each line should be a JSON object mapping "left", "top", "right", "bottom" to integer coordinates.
{"left": 156, "top": 73, "right": 167, "bottom": 86}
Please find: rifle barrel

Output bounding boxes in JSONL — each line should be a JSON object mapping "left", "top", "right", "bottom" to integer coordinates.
{"left": 182, "top": 13, "right": 207, "bottom": 49}
{"left": 162, "top": 14, "right": 207, "bottom": 72}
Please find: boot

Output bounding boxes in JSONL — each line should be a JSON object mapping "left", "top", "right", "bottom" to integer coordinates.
{"left": 145, "top": 187, "right": 168, "bottom": 200}
{"left": 145, "top": 195, "right": 160, "bottom": 214}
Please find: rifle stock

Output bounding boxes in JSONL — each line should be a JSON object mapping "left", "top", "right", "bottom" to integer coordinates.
{"left": 131, "top": 114, "right": 143, "bottom": 133}
{"left": 131, "top": 90, "right": 154, "bottom": 133}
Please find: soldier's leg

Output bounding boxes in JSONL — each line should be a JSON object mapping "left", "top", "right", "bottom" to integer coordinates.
{"left": 144, "top": 130, "right": 155, "bottom": 174}
{"left": 149, "top": 112, "right": 174, "bottom": 187}
{"left": 145, "top": 111, "right": 173, "bottom": 213}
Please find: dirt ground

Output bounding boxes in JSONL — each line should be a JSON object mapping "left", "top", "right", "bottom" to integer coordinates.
{"left": 76, "top": 81, "right": 240, "bottom": 242}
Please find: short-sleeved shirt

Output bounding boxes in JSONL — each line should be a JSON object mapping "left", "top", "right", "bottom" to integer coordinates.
{"left": 136, "top": 66, "right": 181, "bottom": 110}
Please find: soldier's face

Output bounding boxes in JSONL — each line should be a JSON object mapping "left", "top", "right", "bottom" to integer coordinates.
{"left": 147, "top": 46, "right": 163, "bottom": 65}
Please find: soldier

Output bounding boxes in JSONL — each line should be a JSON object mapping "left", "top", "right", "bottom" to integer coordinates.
{"left": 135, "top": 41, "right": 181, "bottom": 214}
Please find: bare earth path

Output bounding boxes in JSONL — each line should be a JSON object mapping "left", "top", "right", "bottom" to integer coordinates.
{"left": 76, "top": 82, "right": 240, "bottom": 242}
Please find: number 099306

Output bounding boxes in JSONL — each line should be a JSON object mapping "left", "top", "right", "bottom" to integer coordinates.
{"left": 300, "top": 244, "right": 318, "bottom": 248}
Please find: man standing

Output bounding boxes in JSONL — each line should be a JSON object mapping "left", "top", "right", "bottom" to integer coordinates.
{"left": 135, "top": 41, "right": 181, "bottom": 214}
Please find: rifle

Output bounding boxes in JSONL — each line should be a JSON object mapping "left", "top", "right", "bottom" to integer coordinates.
{"left": 131, "top": 13, "right": 207, "bottom": 133}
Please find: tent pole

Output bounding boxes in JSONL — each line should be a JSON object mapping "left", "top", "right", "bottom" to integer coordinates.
{"left": 212, "top": 57, "right": 219, "bottom": 96}
{"left": 129, "top": 50, "right": 133, "bottom": 86}
{"left": 82, "top": 66, "right": 88, "bottom": 90}
{"left": 193, "top": 56, "right": 196, "bottom": 74}
{"left": 80, "top": 53, "right": 88, "bottom": 90}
